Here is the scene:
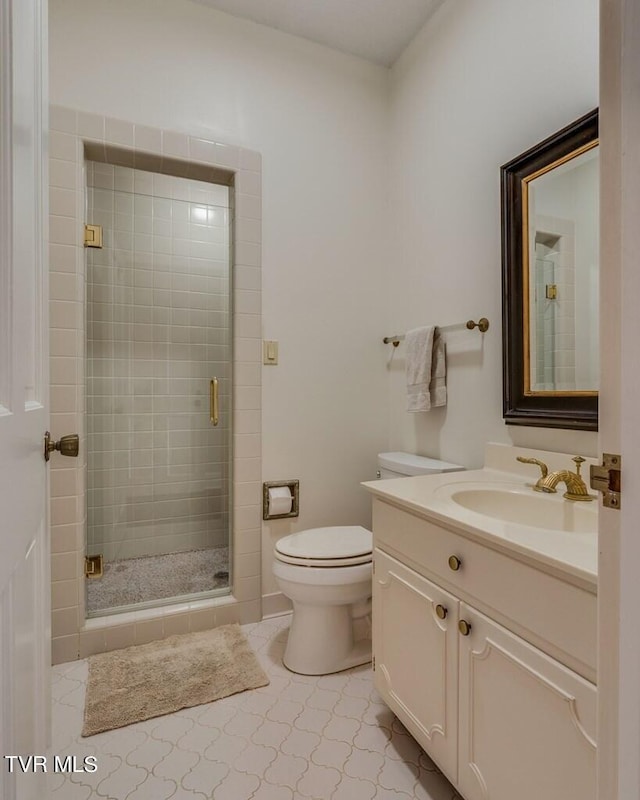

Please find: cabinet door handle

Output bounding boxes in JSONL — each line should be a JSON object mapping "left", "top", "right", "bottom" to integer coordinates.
{"left": 435, "top": 604, "right": 448, "bottom": 620}
{"left": 458, "top": 619, "right": 472, "bottom": 636}
{"left": 448, "top": 555, "right": 462, "bottom": 571}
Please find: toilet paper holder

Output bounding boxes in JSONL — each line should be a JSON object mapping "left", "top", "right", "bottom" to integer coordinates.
{"left": 263, "top": 480, "right": 300, "bottom": 520}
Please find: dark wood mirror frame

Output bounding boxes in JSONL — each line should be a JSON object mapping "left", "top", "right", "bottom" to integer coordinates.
{"left": 501, "top": 109, "right": 599, "bottom": 431}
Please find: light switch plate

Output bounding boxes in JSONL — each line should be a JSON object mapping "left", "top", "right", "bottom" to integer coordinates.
{"left": 263, "top": 340, "right": 279, "bottom": 365}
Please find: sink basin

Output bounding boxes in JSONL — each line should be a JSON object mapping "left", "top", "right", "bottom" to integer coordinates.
{"left": 440, "top": 484, "right": 597, "bottom": 533}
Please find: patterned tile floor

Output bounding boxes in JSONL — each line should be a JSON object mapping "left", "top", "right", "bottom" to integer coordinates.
{"left": 49, "top": 614, "right": 462, "bottom": 800}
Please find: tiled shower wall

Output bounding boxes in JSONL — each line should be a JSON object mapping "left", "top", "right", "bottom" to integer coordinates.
{"left": 86, "top": 163, "right": 231, "bottom": 562}
{"left": 49, "top": 107, "right": 263, "bottom": 664}
{"left": 532, "top": 215, "right": 576, "bottom": 391}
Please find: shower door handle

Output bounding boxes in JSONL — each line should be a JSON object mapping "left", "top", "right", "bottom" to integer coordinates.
{"left": 210, "top": 378, "right": 219, "bottom": 426}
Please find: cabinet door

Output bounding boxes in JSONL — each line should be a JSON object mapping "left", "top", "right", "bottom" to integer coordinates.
{"left": 457, "top": 603, "right": 596, "bottom": 800}
{"left": 373, "top": 549, "right": 459, "bottom": 780}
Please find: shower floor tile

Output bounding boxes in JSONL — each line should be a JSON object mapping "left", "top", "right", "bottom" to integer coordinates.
{"left": 49, "top": 615, "right": 462, "bottom": 800}
{"left": 86, "top": 546, "right": 229, "bottom": 613}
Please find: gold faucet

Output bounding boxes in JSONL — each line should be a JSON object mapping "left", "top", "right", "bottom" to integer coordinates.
{"left": 516, "top": 455, "right": 595, "bottom": 502}
{"left": 516, "top": 457, "right": 548, "bottom": 489}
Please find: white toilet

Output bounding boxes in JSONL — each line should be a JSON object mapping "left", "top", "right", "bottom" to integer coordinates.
{"left": 273, "top": 451, "right": 464, "bottom": 675}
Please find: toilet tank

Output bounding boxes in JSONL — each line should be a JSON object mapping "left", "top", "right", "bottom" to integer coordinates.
{"left": 377, "top": 451, "right": 464, "bottom": 479}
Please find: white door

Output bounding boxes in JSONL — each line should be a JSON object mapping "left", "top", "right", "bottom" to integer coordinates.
{"left": 598, "top": 1, "right": 640, "bottom": 798}
{"left": 0, "top": 1, "right": 50, "bottom": 799}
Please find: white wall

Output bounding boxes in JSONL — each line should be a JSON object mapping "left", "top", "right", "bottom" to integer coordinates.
{"left": 49, "top": 0, "right": 391, "bottom": 600}
{"left": 50, "top": 0, "right": 601, "bottom": 610}
{"left": 388, "top": 0, "right": 599, "bottom": 467}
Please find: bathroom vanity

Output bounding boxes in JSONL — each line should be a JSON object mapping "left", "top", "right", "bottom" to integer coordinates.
{"left": 362, "top": 444, "right": 597, "bottom": 800}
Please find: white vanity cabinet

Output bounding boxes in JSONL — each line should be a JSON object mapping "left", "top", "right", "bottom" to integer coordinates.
{"left": 371, "top": 498, "right": 597, "bottom": 800}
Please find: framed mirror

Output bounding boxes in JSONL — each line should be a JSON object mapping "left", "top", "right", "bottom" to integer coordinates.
{"left": 501, "top": 109, "right": 598, "bottom": 430}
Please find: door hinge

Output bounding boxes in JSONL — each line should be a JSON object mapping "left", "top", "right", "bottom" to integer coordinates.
{"left": 84, "top": 224, "right": 103, "bottom": 248}
{"left": 372, "top": 655, "right": 375, "bottom": 671}
{"left": 590, "top": 454, "right": 621, "bottom": 509}
{"left": 85, "top": 554, "right": 104, "bottom": 579}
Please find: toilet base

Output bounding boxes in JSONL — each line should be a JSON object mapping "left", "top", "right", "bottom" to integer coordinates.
{"left": 283, "top": 637, "right": 371, "bottom": 676}
{"left": 281, "top": 601, "right": 372, "bottom": 675}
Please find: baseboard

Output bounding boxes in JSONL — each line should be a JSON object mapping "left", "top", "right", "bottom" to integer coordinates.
{"left": 262, "top": 591, "right": 292, "bottom": 619}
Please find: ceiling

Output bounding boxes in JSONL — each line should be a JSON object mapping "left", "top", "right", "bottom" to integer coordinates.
{"left": 189, "top": 0, "right": 444, "bottom": 67}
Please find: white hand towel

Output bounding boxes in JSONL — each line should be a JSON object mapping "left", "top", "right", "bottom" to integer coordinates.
{"left": 430, "top": 328, "right": 447, "bottom": 408}
{"left": 405, "top": 326, "right": 447, "bottom": 412}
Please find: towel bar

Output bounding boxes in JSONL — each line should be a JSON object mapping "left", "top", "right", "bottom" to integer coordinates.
{"left": 383, "top": 317, "right": 489, "bottom": 347}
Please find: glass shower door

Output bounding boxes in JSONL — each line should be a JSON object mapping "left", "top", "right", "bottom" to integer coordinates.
{"left": 534, "top": 248, "right": 556, "bottom": 391}
{"left": 85, "top": 162, "right": 232, "bottom": 615}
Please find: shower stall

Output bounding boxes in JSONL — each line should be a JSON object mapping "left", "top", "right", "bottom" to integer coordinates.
{"left": 533, "top": 238, "right": 558, "bottom": 391}
{"left": 84, "top": 161, "right": 233, "bottom": 614}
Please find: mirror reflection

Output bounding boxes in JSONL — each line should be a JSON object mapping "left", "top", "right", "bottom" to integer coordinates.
{"left": 524, "top": 143, "right": 599, "bottom": 394}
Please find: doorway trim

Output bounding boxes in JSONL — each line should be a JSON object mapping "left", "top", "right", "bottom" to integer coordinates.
{"left": 49, "top": 106, "right": 263, "bottom": 663}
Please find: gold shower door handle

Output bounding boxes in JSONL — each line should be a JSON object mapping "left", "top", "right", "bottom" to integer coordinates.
{"left": 210, "top": 378, "right": 219, "bottom": 426}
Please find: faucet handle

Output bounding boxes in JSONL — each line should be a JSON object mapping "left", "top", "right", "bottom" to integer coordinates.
{"left": 572, "top": 455, "right": 586, "bottom": 477}
{"left": 516, "top": 456, "right": 548, "bottom": 478}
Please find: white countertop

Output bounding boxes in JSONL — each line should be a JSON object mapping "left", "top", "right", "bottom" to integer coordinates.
{"left": 362, "top": 464, "right": 598, "bottom": 589}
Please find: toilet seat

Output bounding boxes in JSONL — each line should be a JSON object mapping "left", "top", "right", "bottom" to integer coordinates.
{"left": 274, "top": 526, "right": 372, "bottom": 568}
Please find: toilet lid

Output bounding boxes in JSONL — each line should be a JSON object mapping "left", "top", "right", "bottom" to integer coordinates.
{"left": 275, "top": 526, "right": 372, "bottom": 566}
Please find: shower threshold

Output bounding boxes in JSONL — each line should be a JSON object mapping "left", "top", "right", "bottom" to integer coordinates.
{"left": 86, "top": 546, "right": 230, "bottom": 614}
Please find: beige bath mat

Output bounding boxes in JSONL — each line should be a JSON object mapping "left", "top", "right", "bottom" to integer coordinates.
{"left": 82, "top": 623, "right": 269, "bottom": 736}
